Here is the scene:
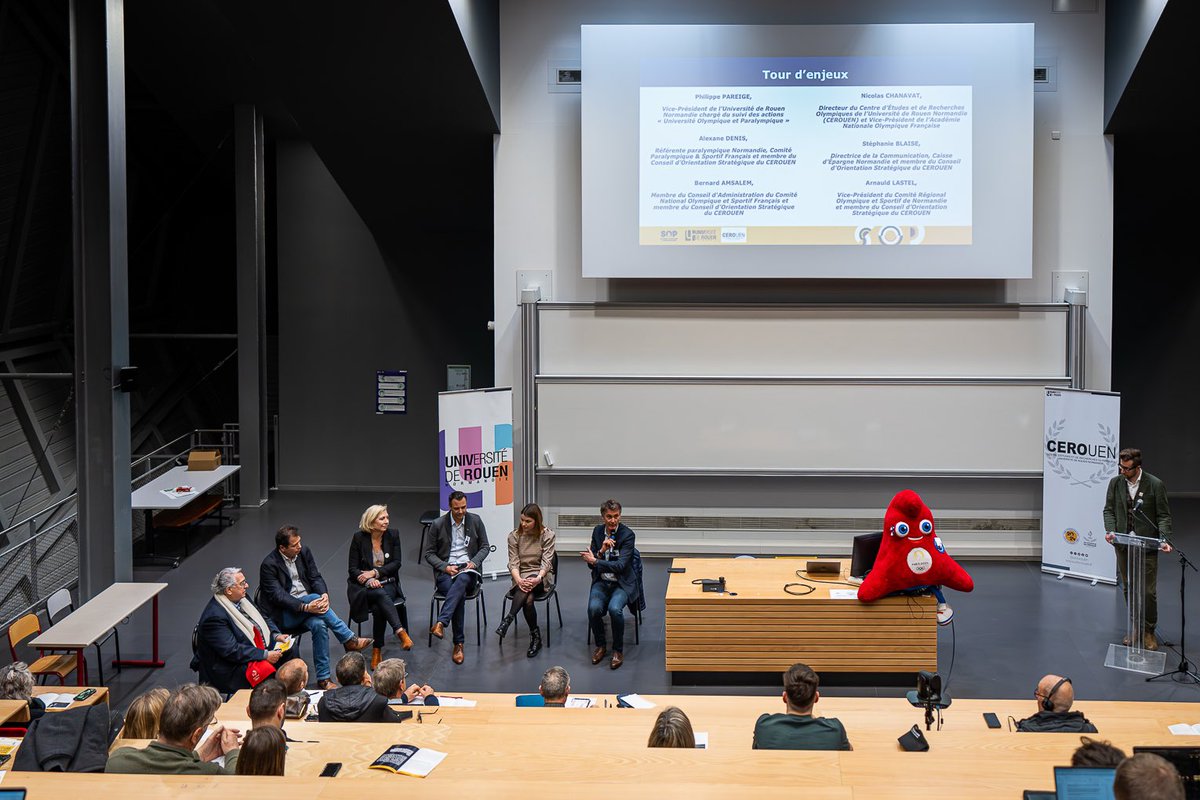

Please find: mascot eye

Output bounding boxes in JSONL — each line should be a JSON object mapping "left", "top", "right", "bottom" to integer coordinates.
{"left": 894, "top": 522, "right": 910, "bottom": 537}
{"left": 920, "top": 519, "right": 933, "bottom": 534}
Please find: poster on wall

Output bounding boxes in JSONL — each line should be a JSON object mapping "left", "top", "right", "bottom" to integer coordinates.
{"left": 376, "top": 370, "right": 407, "bottom": 414}
{"left": 438, "top": 388, "right": 514, "bottom": 575}
{"left": 1041, "top": 387, "right": 1120, "bottom": 584}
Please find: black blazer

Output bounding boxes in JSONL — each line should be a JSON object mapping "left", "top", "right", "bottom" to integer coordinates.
{"left": 191, "top": 595, "right": 280, "bottom": 694}
{"left": 259, "top": 546, "right": 329, "bottom": 619}
{"left": 424, "top": 511, "right": 490, "bottom": 572}
{"left": 346, "top": 528, "right": 404, "bottom": 623}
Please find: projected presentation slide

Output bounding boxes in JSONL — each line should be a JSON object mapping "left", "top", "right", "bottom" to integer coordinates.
{"left": 582, "top": 24, "right": 1033, "bottom": 279}
{"left": 640, "top": 58, "right": 971, "bottom": 247}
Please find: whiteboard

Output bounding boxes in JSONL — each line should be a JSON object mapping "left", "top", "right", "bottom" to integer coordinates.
{"left": 539, "top": 304, "right": 1068, "bottom": 378}
{"left": 537, "top": 382, "right": 1049, "bottom": 474}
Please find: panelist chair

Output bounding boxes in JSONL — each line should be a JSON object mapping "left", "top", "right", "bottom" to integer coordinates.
{"left": 587, "top": 548, "right": 646, "bottom": 647}
{"left": 417, "top": 509, "right": 440, "bottom": 558}
{"left": 7, "top": 613, "right": 77, "bottom": 685}
{"left": 428, "top": 545, "right": 495, "bottom": 647}
{"left": 498, "top": 551, "right": 563, "bottom": 648}
{"left": 46, "top": 587, "right": 122, "bottom": 685}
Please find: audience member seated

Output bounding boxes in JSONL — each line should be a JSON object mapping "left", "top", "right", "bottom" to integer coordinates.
{"left": 0, "top": 661, "right": 45, "bottom": 729}
{"left": 275, "top": 659, "right": 310, "bottom": 719}
{"left": 496, "top": 502, "right": 556, "bottom": 658}
{"left": 347, "top": 504, "right": 413, "bottom": 669}
{"left": 317, "top": 652, "right": 404, "bottom": 722}
{"left": 373, "top": 658, "right": 438, "bottom": 706}
{"left": 1113, "top": 752, "right": 1186, "bottom": 800}
{"left": 752, "top": 662, "right": 851, "bottom": 750}
{"left": 1015, "top": 675, "right": 1097, "bottom": 733}
{"left": 122, "top": 687, "right": 170, "bottom": 739}
{"left": 539, "top": 666, "right": 570, "bottom": 707}
{"left": 106, "top": 684, "right": 241, "bottom": 774}
{"left": 192, "top": 566, "right": 291, "bottom": 693}
{"left": 260, "top": 524, "right": 373, "bottom": 690}
{"left": 1071, "top": 736, "right": 1126, "bottom": 767}
{"left": 235, "top": 726, "right": 287, "bottom": 776}
{"left": 247, "top": 678, "right": 287, "bottom": 729}
{"left": 648, "top": 706, "right": 696, "bottom": 748}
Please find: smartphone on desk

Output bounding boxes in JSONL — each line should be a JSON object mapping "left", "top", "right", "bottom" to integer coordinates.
{"left": 74, "top": 688, "right": 97, "bottom": 702}
{"left": 320, "top": 762, "right": 342, "bottom": 777}
{"left": 983, "top": 712, "right": 1002, "bottom": 729}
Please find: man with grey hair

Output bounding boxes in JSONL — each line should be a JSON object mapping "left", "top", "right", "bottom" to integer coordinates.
{"left": 0, "top": 661, "right": 44, "bottom": 728}
{"left": 539, "top": 666, "right": 570, "bottom": 706}
{"left": 373, "top": 658, "right": 437, "bottom": 706}
{"left": 191, "top": 566, "right": 290, "bottom": 693}
{"left": 317, "top": 652, "right": 403, "bottom": 722}
{"left": 107, "top": 683, "right": 241, "bottom": 774}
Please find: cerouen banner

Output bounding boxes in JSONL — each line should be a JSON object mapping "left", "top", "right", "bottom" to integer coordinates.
{"left": 1041, "top": 387, "right": 1120, "bottom": 584}
{"left": 437, "top": 388, "right": 514, "bottom": 563}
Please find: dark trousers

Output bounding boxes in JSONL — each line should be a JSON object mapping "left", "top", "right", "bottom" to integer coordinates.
{"left": 364, "top": 581, "right": 405, "bottom": 642}
{"left": 588, "top": 581, "right": 629, "bottom": 652}
{"left": 435, "top": 569, "right": 479, "bottom": 644}
{"left": 1114, "top": 544, "right": 1159, "bottom": 631}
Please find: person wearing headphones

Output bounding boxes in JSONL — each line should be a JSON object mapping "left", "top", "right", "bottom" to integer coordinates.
{"left": 1015, "top": 674, "right": 1098, "bottom": 732}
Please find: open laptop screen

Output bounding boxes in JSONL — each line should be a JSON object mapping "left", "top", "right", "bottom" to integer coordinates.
{"left": 1054, "top": 766, "right": 1115, "bottom": 800}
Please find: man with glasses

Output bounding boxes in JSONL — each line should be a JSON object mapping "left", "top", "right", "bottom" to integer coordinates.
{"left": 1103, "top": 447, "right": 1174, "bottom": 651}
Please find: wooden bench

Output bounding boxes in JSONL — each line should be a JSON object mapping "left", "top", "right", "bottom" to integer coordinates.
{"left": 152, "top": 493, "right": 225, "bottom": 555}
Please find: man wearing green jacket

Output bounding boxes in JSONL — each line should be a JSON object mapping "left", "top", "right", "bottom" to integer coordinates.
{"left": 107, "top": 684, "right": 241, "bottom": 774}
{"left": 1103, "top": 447, "right": 1173, "bottom": 651}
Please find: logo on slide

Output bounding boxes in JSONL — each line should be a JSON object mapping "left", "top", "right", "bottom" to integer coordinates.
{"left": 720, "top": 228, "right": 747, "bottom": 243}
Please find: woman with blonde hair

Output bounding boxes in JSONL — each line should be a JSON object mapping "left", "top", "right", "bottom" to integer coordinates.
{"left": 121, "top": 686, "right": 171, "bottom": 738}
{"left": 347, "top": 504, "right": 412, "bottom": 668}
{"left": 495, "top": 502, "right": 556, "bottom": 657}
{"left": 647, "top": 706, "right": 696, "bottom": 748}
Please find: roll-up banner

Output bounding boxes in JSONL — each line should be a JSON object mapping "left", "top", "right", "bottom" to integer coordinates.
{"left": 1042, "top": 387, "right": 1120, "bottom": 584}
{"left": 438, "top": 388, "right": 514, "bottom": 575}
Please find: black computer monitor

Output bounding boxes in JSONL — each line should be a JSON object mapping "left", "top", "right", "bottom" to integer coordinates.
{"left": 850, "top": 532, "right": 883, "bottom": 580}
{"left": 1133, "top": 746, "right": 1200, "bottom": 799}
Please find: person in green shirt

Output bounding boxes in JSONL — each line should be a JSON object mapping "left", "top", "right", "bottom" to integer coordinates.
{"left": 106, "top": 683, "right": 241, "bottom": 774}
{"left": 752, "top": 662, "right": 851, "bottom": 750}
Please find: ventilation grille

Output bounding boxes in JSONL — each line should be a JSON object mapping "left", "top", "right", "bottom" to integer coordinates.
{"left": 558, "top": 514, "right": 1038, "bottom": 533}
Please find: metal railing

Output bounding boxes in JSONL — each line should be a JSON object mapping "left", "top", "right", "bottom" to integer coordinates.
{"left": 0, "top": 427, "right": 239, "bottom": 631}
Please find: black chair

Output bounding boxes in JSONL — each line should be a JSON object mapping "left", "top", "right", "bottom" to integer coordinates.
{"left": 190, "top": 625, "right": 232, "bottom": 700}
{"left": 587, "top": 548, "right": 645, "bottom": 647}
{"left": 354, "top": 588, "right": 410, "bottom": 638}
{"left": 417, "top": 509, "right": 440, "bottom": 558}
{"left": 587, "top": 599, "right": 641, "bottom": 646}
{"left": 498, "top": 551, "right": 563, "bottom": 648}
{"left": 428, "top": 545, "right": 494, "bottom": 647}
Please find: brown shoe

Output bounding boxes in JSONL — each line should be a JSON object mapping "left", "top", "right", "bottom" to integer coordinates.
{"left": 591, "top": 646, "right": 607, "bottom": 665}
{"left": 1122, "top": 634, "right": 1131, "bottom": 646}
{"left": 344, "top": 636, "right": 373, "bottom": 652}
{"left": 1143, "top": 632, "right": 1159, "bottom": 651}
{"left": 371, "top": 647, "right": 383, "bottom": 669}
{"left": 430, "top": 621, "right": 445, "bottom": 640}
{"left": 317, "top": 678, "right": 339, "bottom": 690}
{"left": 452, "top": 643, "right": 465, "bottom": 665}
{"left": 610, "top": 652, "right": 624, "bottom": 670}
{"left": 397, "top": 628, "right": 413, "bottom": 650}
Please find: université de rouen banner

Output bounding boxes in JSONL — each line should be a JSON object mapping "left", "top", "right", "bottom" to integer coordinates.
{"left": 438, "top": 388, "right": 514, "bottom": 551}
{"left": 1041, "top": 387, "right": 1120, "bottom": 584}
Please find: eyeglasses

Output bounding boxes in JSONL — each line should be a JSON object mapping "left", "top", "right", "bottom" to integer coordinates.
{"left": 237, "top": 580, "right": 250, "bottom": 587}
{"left": 1118, "top": 464, "right": 1137, "bottom": 473}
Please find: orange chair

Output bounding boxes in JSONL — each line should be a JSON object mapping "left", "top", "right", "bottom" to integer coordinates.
{"left": 6, "top": 613, "right": 77, "bottom": 685}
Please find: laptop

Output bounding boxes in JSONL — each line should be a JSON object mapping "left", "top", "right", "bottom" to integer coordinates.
{"left": 1053, "top": 766, "right": 1115, "bottom": 800}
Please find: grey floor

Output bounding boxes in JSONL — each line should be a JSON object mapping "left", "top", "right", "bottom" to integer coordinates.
{"left": 46, "top": 490, "right": 1200, "bottom": 711}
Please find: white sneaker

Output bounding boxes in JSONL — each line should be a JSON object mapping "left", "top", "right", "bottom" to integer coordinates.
{"left": 936, "top": 603, "right": 954, "bottom": 626}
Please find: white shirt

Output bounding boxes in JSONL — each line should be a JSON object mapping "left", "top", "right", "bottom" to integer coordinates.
{"left": 449, "top": 517, "right": 469, "bottom": 565}
{"left": 284, "top": 554, "right": 309, "bottom": 599}
{"left": 1126, "top": 468, "right": 1142, "bottom": 503}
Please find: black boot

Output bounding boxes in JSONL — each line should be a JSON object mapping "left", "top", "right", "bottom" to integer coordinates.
{"left": 526, "top": 627, "right": 542, "bottom": 658}
{"left": 495, "top": 614, "right": 515, "bottom": 640}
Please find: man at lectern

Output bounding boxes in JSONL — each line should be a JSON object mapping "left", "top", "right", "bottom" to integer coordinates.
{"left": 1103, "top": 447, "right": 1173, "bottom": 651}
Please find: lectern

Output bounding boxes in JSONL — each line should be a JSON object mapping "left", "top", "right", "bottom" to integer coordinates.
{"left": 1104, "top": 532, "right": 1167, "bottom": 675}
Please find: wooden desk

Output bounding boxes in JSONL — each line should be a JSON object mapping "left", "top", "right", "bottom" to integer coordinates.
{"left": 665, "top": 557, "right": 936, "bottom": 673}
{"left": 30, "top": 583, "right": 168, "bottom": 683}
{"left": 131, "top": 464, "right": 239, "bottom": 561}
{"left": 0, "top": 699, "right": 25, "bottom": 724}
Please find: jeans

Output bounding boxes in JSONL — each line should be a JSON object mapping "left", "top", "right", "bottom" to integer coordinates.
{"left": 278, "top": 593, "right": 355, "bottom": 682}
{"left": 588, "top": 581, "right": 629, "bottom": 652}
{"left": 435, "top": 569, "right": 480, "bottom": 644}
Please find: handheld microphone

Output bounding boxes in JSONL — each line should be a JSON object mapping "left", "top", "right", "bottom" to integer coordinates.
{"left": 1134, "top": 498, "right": 1144, "bottom": 511}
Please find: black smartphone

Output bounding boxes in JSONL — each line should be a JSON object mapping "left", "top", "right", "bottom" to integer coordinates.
{"left": 74, "top": 688, "right": 97, "bottom": 702}
{"left": 667, "top": 567, "right": 686, "bottom": 574}
{"left": 320, "top": 762, "right": 342, "bottom": 777}
{"left": 983, "top": 712, "right": 1001, "bottom": 729}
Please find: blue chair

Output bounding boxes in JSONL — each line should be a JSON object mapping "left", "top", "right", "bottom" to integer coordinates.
{"left": 515, "top": 694, "right": 545, "bottom": 707}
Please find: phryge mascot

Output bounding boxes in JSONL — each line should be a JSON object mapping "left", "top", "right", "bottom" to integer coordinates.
{"left": 856, "top": 489, "right": 974, "bottom": 625}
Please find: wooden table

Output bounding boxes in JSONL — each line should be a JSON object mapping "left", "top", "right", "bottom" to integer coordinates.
{"left": 30, "top": 583, "right": 169, "bottom": 684}
{"left": 0, "top": 699, "right": 25, "bottom": 724}
{"left": 131, "top": 464, "right": 240, "bottom": 563}
{"left": 0, "top": 686, "right": 108, "bottom": 725}
{"left": 665, "top": 557, "right": 936, "bottom": 674}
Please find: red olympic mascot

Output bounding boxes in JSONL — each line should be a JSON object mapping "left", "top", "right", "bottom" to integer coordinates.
{"left": 856, "top": 489, "right": 973, "bottom": 624}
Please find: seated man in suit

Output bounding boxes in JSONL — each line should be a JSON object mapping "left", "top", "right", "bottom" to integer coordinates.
{"left": 373, "top": 658, "right": 438, "bottom": 706}
{"left": 192, "top": 567, "right": 289, "bottom": 693}
{"left": 425, "top": 490, "right": 490, "bottom": 665}
{"left": 107, "top": 684, "right": 242, "bottom": 774}
{"left": 752, "top": 662, "right": 851, "bottom": 750}
{"left": 1015, "top": 674, "right": 1097, "bottom": 733}
{"left": 260, "top": 525, "right": 372, "bottom": 690}
{"left": 539, "top": 666, "right": 571, "bottom": 707}
{"left": 317, "top": 652, "right": 405, "bottom": 723}
{"left": 582, "top": 499, "right": 639, "bottom": 670}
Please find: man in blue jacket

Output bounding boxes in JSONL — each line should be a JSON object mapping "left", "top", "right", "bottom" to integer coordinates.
{"left": 582, "top": 499, "right": 639, "bottom": 670}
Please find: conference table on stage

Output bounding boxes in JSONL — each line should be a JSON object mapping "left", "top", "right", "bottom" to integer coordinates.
{"left": 27, "top": 690, "right": 1182, "bottom": 799}
{"left": 665, "top": 557, "right": 937, "bottom": 675}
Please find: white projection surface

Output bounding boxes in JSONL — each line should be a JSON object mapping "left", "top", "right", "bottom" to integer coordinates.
{"left": 581, "top": 24, "right": 1034, "bottom": 279}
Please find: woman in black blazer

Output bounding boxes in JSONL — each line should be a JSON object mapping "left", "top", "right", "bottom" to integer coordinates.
{"left": 347, "top": 504, "right": 413, "bottom": 667}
